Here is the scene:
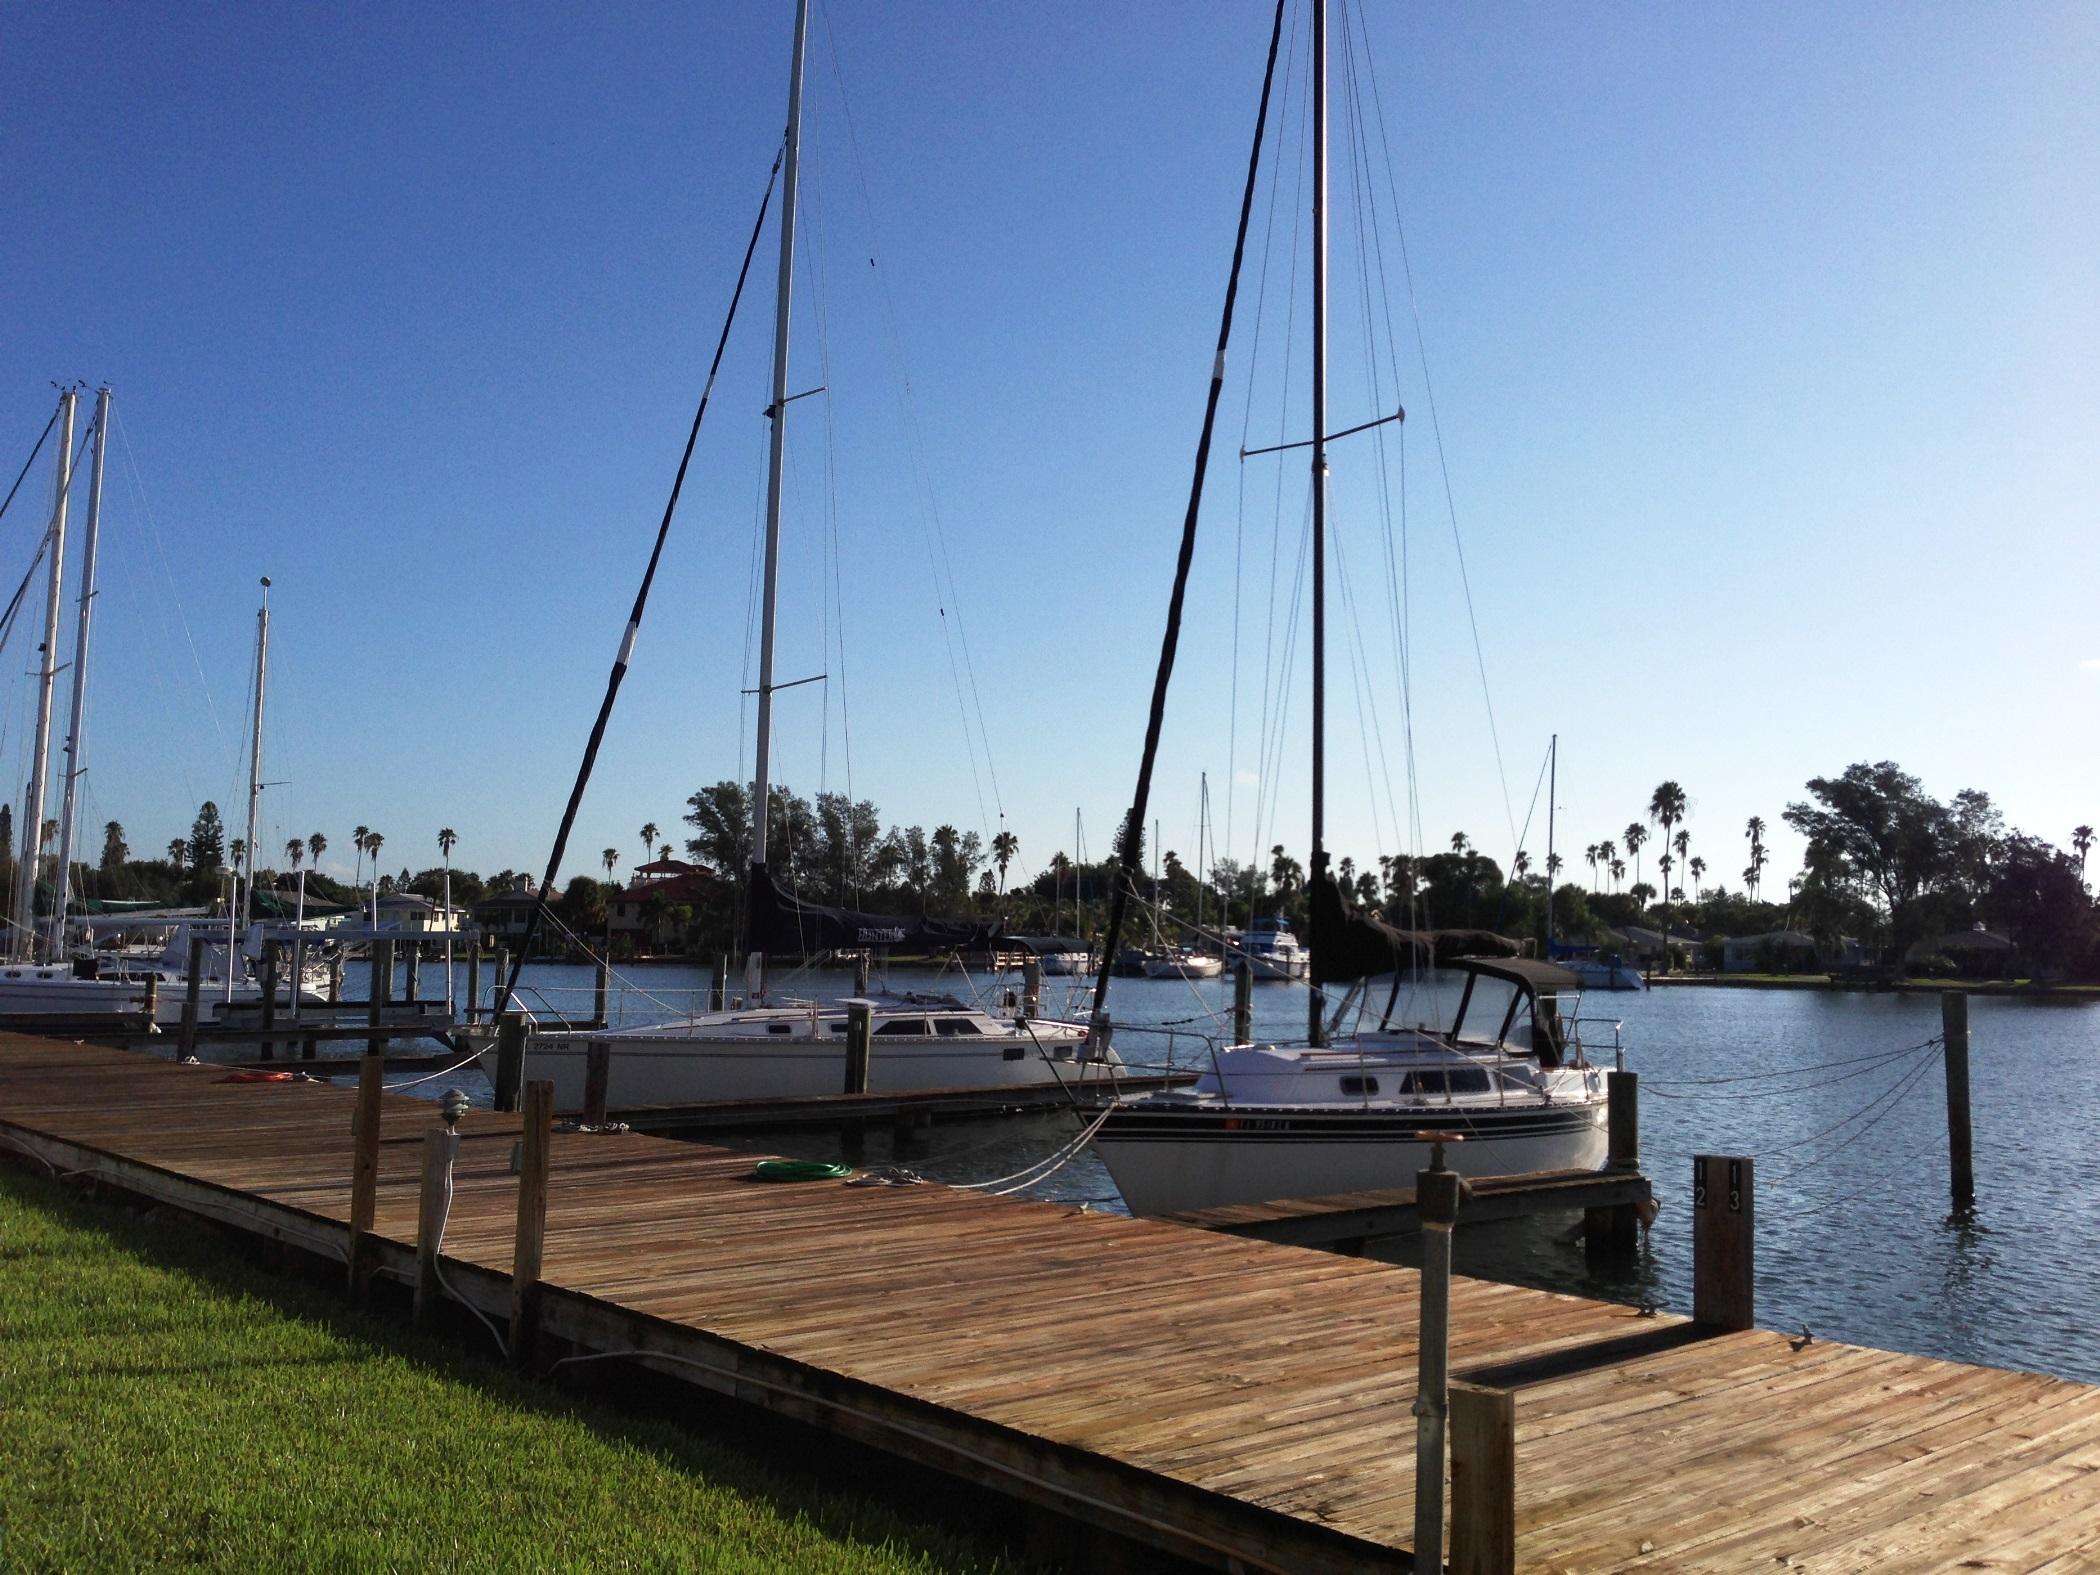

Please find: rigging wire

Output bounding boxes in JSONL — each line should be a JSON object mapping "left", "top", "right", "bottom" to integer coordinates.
{"left": 1092, "top": 0, "right": 1289, "bottom": 1026}
{"left": 494, "top": 146, "right": 784, "bottom": 1017}
{"left": 0, "top": 405, "right": 61, "bottom": 532}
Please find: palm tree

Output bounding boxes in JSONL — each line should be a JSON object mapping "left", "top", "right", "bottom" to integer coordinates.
{"left": 352, "top": 824, "right": 370, "bottom": 889}
{"left": 1450, "top": 831, "right": 1470, "bottom": 857}
{"left": 991, "top": 828, "right": 1019, "bottom": 902}
{"left": 1609, "top": 857, "right": 1625, "bottom": 890}
{"left": 308, "top": 831, "right": 328, "bottom": 876}
{"left": 286, "top": 837, "right": 304, "bottom": 871}
{"left": 230, "top": 838, "right": 247, "bottom": 875}
{"left": 1656, "top": 853, "right": 1673, "bottom": 911}
{"left": 602, "top": 848, "right": 618, "bottom": 881}
{"left": 2075, "top": 825, "right": 2094, "bottom": 878}
{"left": 1511, "top": 850, "right": 1531, "bottom": 879}
{"left": 1585, "top": 843, "right": 1599, "bottom": 890}
{"left": 167, "top": 838, "right": 187, "bottom": 870}
{"left": 1623, "top": 823, "right": 1647, "bottom": 897}
{"left": 1648, "top": 783, "right": 1687, "bottom": 970}
{"left": 640, "top": 822, "right": 659, "bottom": 866}
{"left": 363, "top": 833, "right": 383, "bottom": 901}
{"left": 1690, "top": 855, "right": 1706, "bottom": 896}
{"left": 439, "top": 827, "right": 457, "bottom": 864}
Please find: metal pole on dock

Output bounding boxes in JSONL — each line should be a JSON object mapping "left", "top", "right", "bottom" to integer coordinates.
{"left": 415, "top": 1124, "right": 460, "bottom": 1330}
{"left": 329, "top": 954, "right": 343, "bottom": 1004}
{"left": 258, "top": 944, "right": 279, "bottom": 1061}
{"left": 1232, "top": 961, "right": 1253, "bottom": 1046}
{"left": 348, "top": 1053, "right": 384, "bottom": 1299}
{"left": 179, "top": 934, "right": 207, "bottom": 1059}
{"left": 1414, "top": 1134, "right": 1463, "bottom": 1571}
{"left": 510, "top": 1079, "right": 553, "bottom": 1367}
{"left": 1692, "top": 1154, "right": 1755, "bottom": 1330}
{"left": 1449, "top": 1382, "right": 1517, "bottom": 1575}
{"left": 466, "top": 948, "right": 482, "bottom": 1023}
{"left": 1942, "top": 991, "right": 1973, "bottom": 1210}
{"left": 710, "top": 954, "right": 728, "bottom": 1012}
{"left": 844, "top": 1000, "right": 872, "bottom": 1096}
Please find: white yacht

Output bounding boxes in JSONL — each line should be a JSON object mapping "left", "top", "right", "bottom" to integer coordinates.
{"left": 507, "top": 990, "right": 1116, "bottom": 1109}
{"left": 1095, "top": 958, "right": 1609, "bottom": 1216}
{"left": 1231, "top": 916, "right": 1308, "bottom": 981}
{"left": 1143, "top": 949, "right": 1225, "bottom": 981}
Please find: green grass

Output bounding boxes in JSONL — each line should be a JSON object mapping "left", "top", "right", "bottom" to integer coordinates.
{"left": 0, "top": 1170, "right": 1030, "bottom": 1573}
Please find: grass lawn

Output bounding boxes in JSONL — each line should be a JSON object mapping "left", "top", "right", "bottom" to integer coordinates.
{"left": 0, "top": 1169, "right": 1032, "bottom": 1572}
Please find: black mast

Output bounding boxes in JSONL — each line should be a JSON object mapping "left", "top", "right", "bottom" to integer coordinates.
{"left": 1307, "top": 0, "right": 1329, "bottom": 1047}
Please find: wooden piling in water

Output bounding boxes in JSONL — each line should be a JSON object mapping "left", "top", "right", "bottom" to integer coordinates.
{"left": 404, "top": 943, "right": 421, "bottom": 1004}
{"left": 510, "top": 1079, "right": 552, "bottom": 1367}
{"left": 1585, "top": 1071, "right": 1641, "bottom": 1261}
{"left": 178, "top": 935, "right": 208, "bottom": 1060}
{"left": 347, "top": 1053, "right": 384, "bottom": 1299}
{"left": 593, "top": 961, "right": 609, "bottom": 1029}
{"left": 414, "top": 1125, "right": 459, "bottom": 1330}
{"left": 492, "top": 1016, "right": 526, "bottom": 1113}
{"left": 1232, "top": 960, "right": 1253, "bottom": 1046}
{"left": 1942, "top": 991, "right": 1973, "bottom": 1209}
{"left": 366, "top": 940, "right": 393, "bottom": 1058}
{"left": 258, "top": 944, "right": 279, "bottom": 1061}
{"left": 328, "top": 954, "right": 343, "bottom": 1005}
{"left": 710, "top": 954, "right": 728, "bottom": 1012}
{"left": 1692, "top": 1153, "right": 1754, "bottom": 1330}
{"left": 843, "top": 1000, "right": 872, "bottom": 1096}
{"left": 465, "top": 949, "right": 481, "bottom": 1023}
{"left": 139, "top": 973, "right": 158, "bottom": 1036}
{"left": 853, "top": 949, "right": 870, "bottom": 996}
{"left": 1449, "top": 1381, "right": 1516, "bottom": 1575}
{"left": 583, "top": 1040, "right": 610, "bottom": 1127}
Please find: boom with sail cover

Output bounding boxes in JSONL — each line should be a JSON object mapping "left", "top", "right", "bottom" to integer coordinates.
{"left": 744, "top": 866, "right": 998, "bottom": 957}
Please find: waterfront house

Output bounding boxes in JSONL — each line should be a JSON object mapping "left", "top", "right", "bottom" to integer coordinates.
{"left": 1904, "top": 926, "right": 2019, "bottom": 979}
{"left": 471, "top": 875, "right": 549, "bottom": 951}
{"left": 608, "top": 857, "right": 715, "bottom": 953}
{"left": 1719, "top": 930, "right": 1823, "bottom": 973}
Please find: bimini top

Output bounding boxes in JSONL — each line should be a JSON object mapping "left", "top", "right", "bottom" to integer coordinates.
{"left": 1450, "top": 955, "right": 1583, "bottom": 995}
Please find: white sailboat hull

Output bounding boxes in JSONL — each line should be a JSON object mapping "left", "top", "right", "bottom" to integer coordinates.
{"left": 517, "top": 1032, "right": 1122, "bottom": 1109}
{"left": 1095, "top": 1098, "right": 1610, "bottom": 1217}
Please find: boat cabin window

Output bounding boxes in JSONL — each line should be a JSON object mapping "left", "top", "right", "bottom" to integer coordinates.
{"left": 933, "top": 1017, "right": 982, "bottom": 1036}
{"left": 1402, "top": 1068, "right": 1491, "bottom": 1097}
{"left": 874, "top": 1018, "right": 930, "bottom": 1036}
{"left": 1339, "top": 1075, "right": 1379, "bottom": 1096}
{"left": 766, "top": 1022, "right": 794, "bottom": 1035}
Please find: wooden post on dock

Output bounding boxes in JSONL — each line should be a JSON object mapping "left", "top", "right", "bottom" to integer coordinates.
{"left": 405, "top": 942, "right": 421, "bottom": 1004}
{"left": 494, "top": 948, "right": 509, "bottom": 1007}
{"left": 348, "top": 1053, "right": 384, "bottom": 1300}
{"left": 1232, "top": 961, "right": 1253, "bottom": 1046}
{"left": 509, "top": 1079, "right": 552, "bottom": 1367}
{"left": 1942, "top": 991, "right": 1973, "bottom": 1210}
{"left": 710, "top": 954, "right": 728, "bottom": 1012}
{"left": 1692, "top": 1154, "right": 1754, "bottom": 1330}
{"left": 1449, "top": 1381, "right": 1516, "bottom": 1575}
{"left": 492, "top": 1015, "right": 527, "bottom": 1113}
{"left": 844, "top": 1000, "right": 872, "bottom": 1096}
{"left": 1414, "top": 1138, "right": 1464, "bottom": 1573}
{"left": 414, "top": 1124, "right": 459, "bottom": 1330}
{"left": 853, "top": 950, "right": 870, "bottom": 997}
{"left": 583, "top": 1040, "right": 610, "bottom": 1127}
{"left": 179, "top": 934, "right": 207, "bottom": 1059}
{"left": 1585, "top": 1071, "right": 1641, "bottom": 1261}
{"left": 593, "top": 961, "right": 609, "bottom": 1029}
{"left": 367, "top": 940, "right": 393, "bottom": 1058}
{"left": 466, "top": 949, "right": 482, "bottom": 1023}
{"left": 139, "top": 973, "right": 158, "bottom": 1036}
{"left": 258, "top": 944, "right": 279, "bottom": 1061}
{"left": 329, "top": 954, "right": 343, "bottom": 1004}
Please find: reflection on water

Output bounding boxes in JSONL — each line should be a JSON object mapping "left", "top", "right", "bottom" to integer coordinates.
{"left": 362, "top": 958, "right": 2100, "bottom": 1386}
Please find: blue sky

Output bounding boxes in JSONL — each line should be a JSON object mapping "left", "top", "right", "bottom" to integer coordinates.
{"left": 4, "top": 2, "right": 2095, "bottom": 901}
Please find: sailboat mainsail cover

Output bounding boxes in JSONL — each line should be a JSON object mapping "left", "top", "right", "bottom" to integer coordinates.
{"left": 745, "top": 864, "right": 1000, "bottom": 956}
{"left": 1308, "top": 871, "right": 1434, "bottom": 984}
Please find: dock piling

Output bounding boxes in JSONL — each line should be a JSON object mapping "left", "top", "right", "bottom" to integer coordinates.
{"left": 844, "top": 1000, "right": 872, "bottom": 1096}
{"left": 328, "top": 954, "right": 343, "bottom": 1004}
{"left": 414, "top": 1124, "right": 460, "bottom": 1330}
{"left": 367, "top": 941, "right": 393, "bottom": 1058}
{"left": 593, "top": 961, "right": 609, "bottom": 1029}
{"left": 466, "top": 949, "right": 481, "bottom": 1023}
{"left": 710, "top": 954, "right": 728, "bottom": 1012}
{"left": 492, "top": 1016, "right": 526, "bottom": 1113}
{"left": 853, "top": 949, "right": 870, "bottom": 996}
{"left": 1449, "top": 1381, "right": 1516, "bottom": 1575}
{"left": 139, "top": 973, "right": 158, "bottom": 1036}
{"left": 1585, "top": 1071, "right": 1641, "bottom": 1261}
{"left": 347, "top": 1053, "right": 384, "bottom": 1299}
{"left": 1942, "top": 991, "right": 1973, "bottom": 1209}
{"left": 1692, "top": 1154, "right": 1755, "bottom": 1330}
{"left": 1231, "top": 961, "right": 1253, "bottom": 1046}
{"left": 405, "top": 943, "right": 421, "bottom": 1004}
{"left": 1414, "top": 1143, "right": 1464, "bottom": 1572}
{"left": 258, "top": 944, "right": 279, "bottom": 1061}
{"left": 510, "top": 1079, "right": 553, "bottom": 1367}
{"left": 179, "top": 934, "right": 206, "bottom": 1059}
{"left": 583, "top": 1040, "right": 610, "bottom": 1127}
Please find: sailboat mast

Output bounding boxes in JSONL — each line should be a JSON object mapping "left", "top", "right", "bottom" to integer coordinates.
{"left": 1545, "top": 733, "right": 1557, "bottom": 949}
{"left": 15, "top": 388, "right": 75, "bottom": 962}
{"left": 746, "top": 0, "right": 811, "bottom": 998}
{"left": 49, "top": 387, "right": 109, "bottom": 960}
{"left": 240, "top": 579, "right": 271, "bottom": 929}
{"left": 1307, "top": 0, "right": 1330, "bottom": 1047}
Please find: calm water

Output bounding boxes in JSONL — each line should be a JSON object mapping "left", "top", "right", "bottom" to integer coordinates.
{"left": 352, "top": 958, "right": 2100, "bottom": 1386}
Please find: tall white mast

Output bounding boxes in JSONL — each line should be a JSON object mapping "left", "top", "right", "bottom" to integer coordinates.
{"left": 240, "top": 578, "right": 271, "bottom": 928}
{"left": 50, "top": 387, "right": 110, "bottom": 958}
{"left": 745, "top": 0, "right": 811, "bottom": 997}
{"left": 15, "top": 388, "right": 76, "bottom": 962}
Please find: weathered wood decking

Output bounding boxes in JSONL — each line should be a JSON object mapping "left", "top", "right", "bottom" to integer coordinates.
{"left": 3, "top": 1033, "right": 2098, "bottom": 1571}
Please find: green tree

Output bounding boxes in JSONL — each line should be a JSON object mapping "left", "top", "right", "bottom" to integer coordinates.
{"left": 167, "top": 838, "right": 187, "bottom": 870}
{"left": 2076, "top": 825, "right": 2095, "bottom": 880}
{"left": 1623, "top": 823, "right": 1647, "bottom": 897}
{"left": 991, "top": 828, "right": 1019, "bottom": 907}
{"left": 1648, "top": 783, "right": 1688, "bottom": 966}
{"left": 99, "top": 821, "right": 127, "bottom": 874}
{"left": 640, "top": 822, "right": 659, "bottom": 866}
{"left": 1784, "top": 762, "right": 1972, "bottom": 960}
{"left": 352, "top": 824, "right": 370, "bottom": 889}
{"left": 308, "top": 831, "right": 328, "bottom": 873}
{"left": 363, "top": 832, "right": 383, "bottom": 886}
{"left": 189, "top": 802, "right": 226, "bottom": 870}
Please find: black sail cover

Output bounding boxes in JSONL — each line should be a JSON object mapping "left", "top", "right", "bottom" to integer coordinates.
{"left": 745, "top": 864, "right": 1001, "bottom": 956}
{"left": 1309, "top": 870, "right": 1432, "bottom": 984}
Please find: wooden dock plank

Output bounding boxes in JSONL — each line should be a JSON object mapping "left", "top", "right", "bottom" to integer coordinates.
{"left": 6, "top": 1033, "right": 2100, "bottom": 1572}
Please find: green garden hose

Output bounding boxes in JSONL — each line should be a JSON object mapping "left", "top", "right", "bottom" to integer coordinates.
{"left": 752, "top": 1158, "right": 854, "bottom": 1183}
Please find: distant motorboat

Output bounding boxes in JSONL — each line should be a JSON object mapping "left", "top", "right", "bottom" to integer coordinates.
{"left": 1144, "top": 949, "right": 1225, "bottom": 981}
{"left": 1551, "top": 946, "right": 1646, "bottom": 992}
{"left": 1229, "top": 916, "right": 1308, "bottom": 981}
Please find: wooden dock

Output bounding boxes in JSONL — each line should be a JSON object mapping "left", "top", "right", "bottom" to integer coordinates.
{"left": 4, "top": 1033, "right": 2099, "bottom": 1571}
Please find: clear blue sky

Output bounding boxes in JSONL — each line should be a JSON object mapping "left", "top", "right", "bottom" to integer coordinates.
{"left": 5, "top": 2, "right": 2095, "bottom": 900}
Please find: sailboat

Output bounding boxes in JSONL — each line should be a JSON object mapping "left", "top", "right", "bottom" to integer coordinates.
{"left": 1542, "top": 735, "right": 1644, "bottom": 991}
{"left": 1090, "top": 1, "right": 1611, "bottom": 1216}
{"left": 505, "top": 0, "right": 1113, "bottom": 1111}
